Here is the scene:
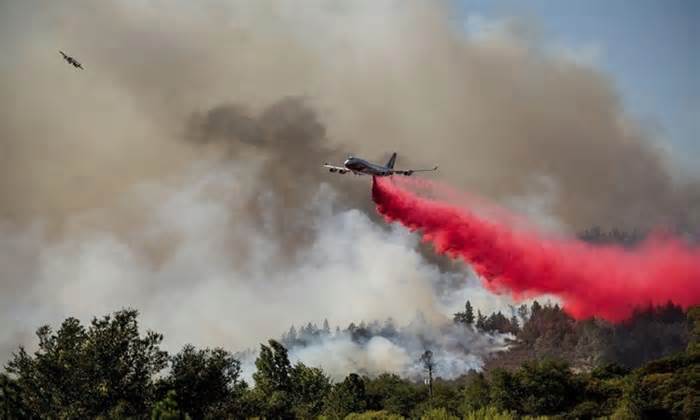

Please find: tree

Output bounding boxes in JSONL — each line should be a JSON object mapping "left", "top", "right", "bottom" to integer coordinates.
{"left": 252, "top": 339, "right": 332, "bottom": 418}
{"left": 475, "top": 311, "right": 486, "bottom": 330}
{"left": 420, "top": 407, "right": 459, "bottom": 419}
{"left": 490, "top": 360, "right": 581, "bottom": 416}
{"left": 151, "top": 390, "right": 190, "bottom": 420}
{"left": 0, "top": 373, "right": 27, "bottom": 420}
{"left": 509, "top": 316, "right": 520, "bottom": 333}
{"left": 324, "top": 373, "right": 368, "bottom": 419}
{"left": 460, "top": 373, "right": 491, "bottom": 413}
{"left": 5, "top": 309, "right": 168, "bottom": 419}
{"left": 344, "top": 411, "right": 404, "bottom": 420}
{"left": 323, "top": 319, "right": 331, "bottom": 335}
{"left": 482, "top": 312, "right": 513, "bottom": 334}
{"left": 252, "top": 340, "right": 294, "bottom": 419}
{"left": 453, "top": 301, "right": 475, "bottom": 327}
{"left": 517, "top": 304, "right": 530, "bottom": 323}
{"left": 365, "top": 374, "right": 422, "bottom": 416}
{"left": 687, "top": 305, "right": 700, "bottom": 354}
{"left": 462, "top": 406, "right": 516, "bottom": 420}
{"left": 464, "top": 301, "right": 475, "bottom": 325}
{"left": 285, "top": 326, "right": 297, "bottom": 346}
{"left": 290, "top": 362, "right": 331, "bottom": 418}
{"left": 165, "top": 345, "right": 246, "bottom": 419}
{"left": 420, "top": 350, "right": 435, "bottom": 400}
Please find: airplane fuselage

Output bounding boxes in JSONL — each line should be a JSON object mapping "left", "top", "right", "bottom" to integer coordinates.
{"left": 343, "top": 157, "right": 393, "bottom": 176}
{"left": 323, "top": 152, "right": 436, "bottom": 177}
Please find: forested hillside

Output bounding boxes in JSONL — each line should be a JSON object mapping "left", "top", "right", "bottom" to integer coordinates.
{"left": 2, "top": 304, "right": 698, "bottom": 419}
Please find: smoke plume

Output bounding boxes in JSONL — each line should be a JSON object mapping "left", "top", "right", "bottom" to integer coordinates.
{"left": 1, "top": 1, "right": 698, "bottom": 232}
{"left": 372, "top": 177, "right": 700, "bottom": 322}
{"left": 1, "top": 0, "right": 698, "bottom": 378}
{"left": 235, "top": 314, "right": 510, "bottom": 382}
{"left": 0, "top": 161, "right": 513, "bottom": 377}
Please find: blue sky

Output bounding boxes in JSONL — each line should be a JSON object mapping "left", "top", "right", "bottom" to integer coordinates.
{"left": 455, "top": 0, "right": 699, "bottom": 169}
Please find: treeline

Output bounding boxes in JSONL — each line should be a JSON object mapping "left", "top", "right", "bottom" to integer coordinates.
{"left": 279, "top": 297, "right": 691, "bottom": 374}
{"left": 452, "top": 299, "right": 691, "bottom": 372}
{"left": 453, "top": 300, "right": 521, "bottom": 335}
{"left": 279, "top": 319, "right": 402, "bottom": 349}
{"left": 1, "top": 306, "right": 699, "bottom": 419}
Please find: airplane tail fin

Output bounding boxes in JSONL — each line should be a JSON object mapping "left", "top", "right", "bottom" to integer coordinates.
{"left": 386, "top": 152, "right": 397, "bottom": 169}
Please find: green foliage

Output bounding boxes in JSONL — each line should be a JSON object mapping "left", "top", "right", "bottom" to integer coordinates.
{"left": 344, "top": 410, "right": 404, "bottom": 420}
{"left": 324, "top": 373, "right": 368, "bottom": 419}
{"left": 165, "top": 344, "right": 246, "bottom": 419}
{"left": 454, "top": 300, "right": 475, "bottom": 326}
{"left": 629, "top": 351, "right": 700, "bottom": 418}
{"left": 608, "top": 302, "right": 689, "bottom": 368}
{"left": 460, "top": 373, "right": 491, "bottom": 413}
{"left": 290, "top": 362, "right": 332, "bottom": 418}
{"left": 688, "top": 305, "right": 700, "bottom": 353}
{"left": 465, "top": 301, "right": 475, "bottom": 325}
{"left": 366, "top": 373, "right": 423, "bottom": 416}
{"left": 151, "top": 390, "right": 190, "bottom": 420}
{"left": 1, "top": 305, "right": 698, "bottom": 419}
{"left": 0, "top": 373, "right": 28, "bottom": 419}
{"left": 5, "top": 309, "right": 168, "bottom": 419}
{"left": 462, "top": 406, "right": 517, "bottom": 420}
{"left": 251, "top": 339, "right": 332, "bottom": 419}
{"left": 252, "top": 339, "right": 295, "bottom": 418}
{"left": 518, "top": 301, "right": 578, "bottom": 358}
{"left": 476, "top": 310, "right": 486, "bottom": 330}
{"left": 591, "top": 363, "right": 630, "bottom": 380}
{"left": 490, "top": 360, "right": 581, "bottom": 416}
{"left": 419, "top": 407, "right": 458, "bottom": 420}
{"left": 422, "top": 380, "right": 461, "bottom": 415}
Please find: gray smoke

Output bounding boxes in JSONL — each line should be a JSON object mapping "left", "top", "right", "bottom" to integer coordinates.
{"left": 0, "top": 161, "right": 512, "bottom": 375}
{"left": 1, "top": 1, "right": 697, "bottom": 231}
{"left": 236, "top": 315, "right": 511, "bottom": 382}
{"left": 0, "top": 0, "right": 697, "bottom": 379}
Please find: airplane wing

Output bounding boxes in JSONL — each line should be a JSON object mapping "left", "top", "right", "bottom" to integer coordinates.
{"left": 322, "top": 163, "right": 350, "bottom": 174}
{"left": 392, "top": 166, "right": 438, "bottom": 176}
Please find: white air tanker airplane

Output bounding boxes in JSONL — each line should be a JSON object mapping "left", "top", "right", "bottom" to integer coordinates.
{"left": 323, "top": 153, "right": 438, "bottom": 177}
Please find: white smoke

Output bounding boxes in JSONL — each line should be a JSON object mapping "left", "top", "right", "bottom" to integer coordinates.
{"left": 284, "top": 317, "right": 510, "bottom": 382}
{"left": 0, "top": 160, "right": 515, "bottom": 379}
{"left": 234, "top": 314, "right": 511, "bottom": 383}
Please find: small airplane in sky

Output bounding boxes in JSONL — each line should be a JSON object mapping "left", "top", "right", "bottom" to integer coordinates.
{"left": 323, "top": 152, "right": 438, "bottom": 177}
{"left": 59, "top": 51, "right": 83, "bottom": 69}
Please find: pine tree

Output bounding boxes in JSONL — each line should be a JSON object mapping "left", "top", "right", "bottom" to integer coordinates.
{"left": 510, "top": 315, "right": 520, "bottom": 333}
{"left": 517, "top": 304, "right": 530, "bottom": 323}
{"left": 465, "top": 300, "right": 475, "bottom": 325}
{"left": 476, "top": 310, "right": 486, "bottom": 330}
{"left": 322, "top": 319, "right": 330, "bottom": 335}
{"left": 531, "top": 300, "right": 542, "bottom": 315}
{"left": 287, "top": 326, "right": 297, "bottom": 345}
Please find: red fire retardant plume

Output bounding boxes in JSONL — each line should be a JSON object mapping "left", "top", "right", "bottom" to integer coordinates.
{"left": 372, "top": 176, "right": 700, "bottom": 322}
